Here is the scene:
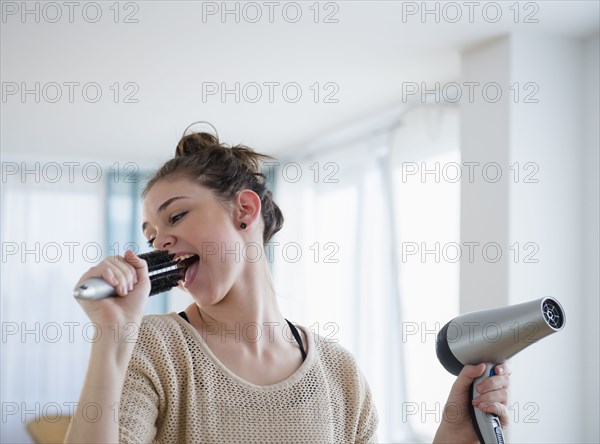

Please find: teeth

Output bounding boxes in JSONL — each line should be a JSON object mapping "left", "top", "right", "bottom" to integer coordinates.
{"left": 175, "top": 254, "right": 196, "bottom": 262}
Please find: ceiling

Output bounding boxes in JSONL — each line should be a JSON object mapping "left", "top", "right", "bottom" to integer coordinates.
{"left": 2, "top": 1, "right": 598, "bottom": 167}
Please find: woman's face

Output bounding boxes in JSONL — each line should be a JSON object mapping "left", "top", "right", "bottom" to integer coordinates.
{"left": 142, "top": 178, "right": 244, "bottom": 304}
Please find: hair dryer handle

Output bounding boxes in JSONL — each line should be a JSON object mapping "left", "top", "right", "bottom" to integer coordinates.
{"left": 471, "top": 363, "right": 505, "bottom": 444}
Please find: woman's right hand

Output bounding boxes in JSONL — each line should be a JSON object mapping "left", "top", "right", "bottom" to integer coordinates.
{"left": 74, "top": 249, "right": 151, "bottom": 327}
{"left": 65, "top": 250, "right": 151, "bottom": 443}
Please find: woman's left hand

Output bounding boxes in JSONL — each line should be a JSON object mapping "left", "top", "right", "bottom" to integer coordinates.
{"left": 433, "top": 363, "right": 511, "bottom": 444}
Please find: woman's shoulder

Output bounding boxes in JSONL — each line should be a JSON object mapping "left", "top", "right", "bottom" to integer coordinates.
{"left": 300, "top": 327, "right": 373, "bottom": 404}
{"left": 134, "top": 312, "right": 185, "bottom": 335}
{"left": 131, "top": 312, "right": 190, "bottom": 353}
{"left": 124, "top": 312, "right": 204, "bottom": 379}
{"left": 139, "top": 312, "right": 183, "bottom": 328}
{"left": 299, "top": 326, "right": 363, "bottom": 375}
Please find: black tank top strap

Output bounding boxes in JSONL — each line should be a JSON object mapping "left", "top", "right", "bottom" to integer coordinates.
{"left": 179, "top": 312, "right": 306, "bottom": 362}
{"left": 285, "top": 318, "right": 307, "bottom": 362}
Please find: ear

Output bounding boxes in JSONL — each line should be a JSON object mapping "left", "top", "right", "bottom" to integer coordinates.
{"left": 235, "top": 189, "right": 261, "bottom": 229}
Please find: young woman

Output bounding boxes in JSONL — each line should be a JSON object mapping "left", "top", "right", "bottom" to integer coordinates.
{"left": 65, "top": 130, "right": 511, "bottom": 443}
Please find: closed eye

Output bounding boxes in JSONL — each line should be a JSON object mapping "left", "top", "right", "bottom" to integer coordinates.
{"left": 146, "top": 212, "right": 187, "bottom": 248}
{"left": 170, "top": 212, "right": 187, "bottom": 224}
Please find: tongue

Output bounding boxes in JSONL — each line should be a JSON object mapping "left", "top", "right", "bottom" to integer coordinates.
{"left": 184, "top": 258, "right": 200, "bottom": 288}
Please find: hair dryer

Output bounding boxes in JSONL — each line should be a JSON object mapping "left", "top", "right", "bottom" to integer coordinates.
{"left": 435, "top": 297, "right": 566, "bottom": 444}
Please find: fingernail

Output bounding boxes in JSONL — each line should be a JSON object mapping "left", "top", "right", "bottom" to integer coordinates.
{"left": 472, "top": 398, "right": 480, "bottom": 405}
{"left": 497, "top": 367, "right": 504, "bottom": 374}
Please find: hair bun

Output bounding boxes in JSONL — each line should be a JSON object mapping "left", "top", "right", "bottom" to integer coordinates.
{"left": 175, "top": 132, "right": 221, "bottom": 158}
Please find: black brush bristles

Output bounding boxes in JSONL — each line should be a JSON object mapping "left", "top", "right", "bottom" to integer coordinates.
{"left": 137, "top": 250, "right": 183, "bottom": 296}
{"left": 148, "top": 270, "right": 184, "bottom": 295}
{"left": 138, "top": 250, "right": 176, "bottom": 272}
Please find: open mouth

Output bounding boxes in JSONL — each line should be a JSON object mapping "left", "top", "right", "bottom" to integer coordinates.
{"left": 174, "top": 254, "right": 200, "bottom": 281}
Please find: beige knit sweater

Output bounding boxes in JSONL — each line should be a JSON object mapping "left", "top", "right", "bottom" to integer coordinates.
{"left": 118, "top": 313, "right": 379, "bottom": 443}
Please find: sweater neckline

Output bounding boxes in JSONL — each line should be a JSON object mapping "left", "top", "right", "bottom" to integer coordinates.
{"left": 169, "top": 312, "right": 316, "bottom": 391}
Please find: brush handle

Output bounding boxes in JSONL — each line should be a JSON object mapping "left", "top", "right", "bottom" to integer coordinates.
{"left": 73, "top": 277, "right": 120, "bottom": 300}
{"left": 471, "top": 363, "right": 505, "bottom": 444}
{"left": 73, "top": 250, "right": 181, "bottom": 300}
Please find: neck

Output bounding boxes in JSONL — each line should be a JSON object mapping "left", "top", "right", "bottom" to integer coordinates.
{"left": 193, "top": 257, "right": 288, "bottom": 349}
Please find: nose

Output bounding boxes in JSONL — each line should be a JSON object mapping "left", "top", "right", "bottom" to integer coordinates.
{"left": 154, "top": 232, "right": 176, "bottom": 250}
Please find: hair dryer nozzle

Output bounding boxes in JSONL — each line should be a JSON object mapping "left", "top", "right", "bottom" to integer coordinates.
{"left": 541, "top": 298, "right": 565, "bottom": 330}
{"left": 436, "top": 297, "right": 566, "bottom": 375}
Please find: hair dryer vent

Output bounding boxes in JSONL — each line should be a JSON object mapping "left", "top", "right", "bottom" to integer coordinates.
{"left": 542, "top": 299, "right": 564, "bottom": 330}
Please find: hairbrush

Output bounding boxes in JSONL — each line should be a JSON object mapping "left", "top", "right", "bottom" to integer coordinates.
{"left": 73, "top": 250, "right": 197, "bottom": 301}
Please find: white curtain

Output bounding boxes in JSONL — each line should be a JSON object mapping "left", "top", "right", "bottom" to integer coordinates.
{"left": 1, "top": 168, "right": 104, "bottom": 443}
{"left": 390, "top": 106, "right": 461, "bottom": 440}
{"left": 271, "top": 132, "right": 412, "bottom": 442}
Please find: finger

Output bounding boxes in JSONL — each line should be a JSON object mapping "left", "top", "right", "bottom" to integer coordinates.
{"left": 100, "top": 267, "right": 119, "bottom": 289}
{"left": 473, "top": 388, "right": 509, "bottom": 406}
{"left": 475, "top": 363, "right": 512, "bottom": 394}
{"left": 452, "top": 363, "right": 487, "bottom": 393}
{"left": 124, "top": 251, "right": 139, "bottom": 284}
{"left": 107, "top": 264, "right": 129, "bottom": 296}
{"left": 477, "top": 374, "right": 510, "bottom": 393}
{"left": 476, "top": 401, "right": 510, "bottom": 428}
{"left": 494, "top": 363, "right": 512, "bottom": 377}
{"left": 104, "top": 256, "right": 134, "bottom": 295}
{"left": 123, "top": 250, "right": 148, "bottom": 283}
{"left": 90, "top": 263, "right": 125, "bottom": 296}
{"left": 111, "top": 254, "right": 138, "bottom": 291}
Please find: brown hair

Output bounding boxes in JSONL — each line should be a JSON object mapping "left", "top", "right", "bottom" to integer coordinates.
{"left": 142, "top": 130, "right": 284, "bottom": 244}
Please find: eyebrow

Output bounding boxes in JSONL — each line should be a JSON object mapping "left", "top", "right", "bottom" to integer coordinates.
{"left": 142, "top": 196, "right": 191, "bottom": 234}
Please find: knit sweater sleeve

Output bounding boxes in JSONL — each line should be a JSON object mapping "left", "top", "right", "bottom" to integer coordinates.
{"left": 320, "top": 338, "right": 380, "bottom": 443}
{"left": 118, "top": 318, "right": 161, "bottom": 443}
{"left": 356, "top": 368, "right": 379, "bottom": 444}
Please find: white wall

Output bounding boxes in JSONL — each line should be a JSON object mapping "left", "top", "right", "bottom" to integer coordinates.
{"left": 507, "top": 31, "right": 585, "bottom": 443}
{"left": 460, "top": 36, "right": 511, "bottom": 313}
{"left": 461, "top": 32, "right": 599, "bottom": 442}
{"left": 582, "top": 31, "right": 600, "bottom": 441}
